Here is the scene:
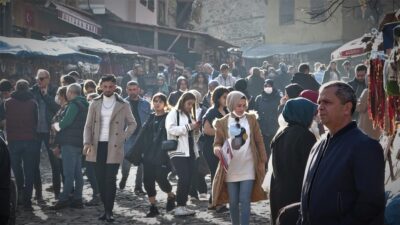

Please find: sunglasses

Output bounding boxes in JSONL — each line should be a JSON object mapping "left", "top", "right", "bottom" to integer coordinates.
{"left": 37, "top": 77, "right": 47, "bottom": 81}
{"left": 235, "top": 117, "right": 241, "bottom": 129}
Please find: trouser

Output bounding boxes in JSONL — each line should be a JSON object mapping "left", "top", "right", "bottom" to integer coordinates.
{"left": 203, "top": 142, "right": 219, "bottom": 203}
{"left": 59, "top": 145, "right": 83, "bottom": 202}
{"left": 85, "top": 161, "right": 98, "bottom": 197}
{"left": 36, "top": 132, "right": 62, "bottom": 196}
{"left": 143, "top": 162, "right": 172, "bottom": 198}
{"left": 189, "top": 158, "right": 207, "bottom": 197}
{"left": 9, "top": 140, "right": 40, "bottom": 206}
{"left": 121, "top": 159, "right": 143, "bottom": 190}
{"left": 96, "top": 142, "right": 119, "bottom": 213}
{"left": 227, "top": 180, "right": 254, "bottom": 225}
{"left": 171, "top": 156, "right": 196, "bottom": 206}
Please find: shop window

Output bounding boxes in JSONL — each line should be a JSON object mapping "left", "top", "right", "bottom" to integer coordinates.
{"left": 279, "top": 0, "right": 295, "bottom": 25}
{"left": 140, "top": 0, "right": 155, "bottom": 12}
{"left": 310, "top": 0, "right": 327, "bottom": 21}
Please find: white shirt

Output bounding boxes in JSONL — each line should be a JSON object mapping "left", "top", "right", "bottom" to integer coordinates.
{"left": 225, "top": 116, "right": 255, "bottom": 182}
{"left": 214, "top": 74, "right": 236, "bottom": 87}
{"left": 99, "top": 95, "right": 116, "bottom": 141}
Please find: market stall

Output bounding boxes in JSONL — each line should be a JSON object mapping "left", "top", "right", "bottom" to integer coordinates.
{"left": 0, "top": 36, "right": 101, "bottom": 84}
{"left": 46, "top": 36, "right": 138, "bottom": 81}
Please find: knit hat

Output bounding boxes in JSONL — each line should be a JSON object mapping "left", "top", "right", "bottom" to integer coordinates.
{"left": 299, "top": 90, "right": 319, "bottom": 104}
{"left": 285, "top": 83, "right": 304, "bottom": 99}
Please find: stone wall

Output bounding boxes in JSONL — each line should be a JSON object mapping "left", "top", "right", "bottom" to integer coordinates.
{"left": 189, "top": 0, "right": 268, "bottom": 47}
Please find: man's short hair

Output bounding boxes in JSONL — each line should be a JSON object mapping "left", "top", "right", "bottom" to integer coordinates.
{"left": 15, "top": 79, "right": 30, "bottom": 92}
{"left": 203, "top": 63, "right": 212, "bottom": 69}
{"left": 126, "top": 81, "right": 139, "bottom": 88}
{"left": 61, "top": 75, "right": 76, "bottom": 85}
{"left": 355, "top": 64, "right": 368, "bottom": 73}
{"left": 320, "top": 81, "right": 357, "bottom": 114}
{"left": 36, "top": 69, "right": 50, "bottom": 79}
{"left": 220, "top": 64, "right": 229, "bottom": 71}
{"left": 99, "top": 74, "right": 117, "bottom": 84}
{"left": 67, "top": 83, "right": 82, "bottom": 96}
{"left": 0, "top": 79, "right": 12, "bottom": 92}
{"left": 298, "top": 63, "right": 310, "bottom": 73}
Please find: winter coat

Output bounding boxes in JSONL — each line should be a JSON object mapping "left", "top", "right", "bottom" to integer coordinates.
{"left": 246, "top": 75, "right": 265, "bottom": 98}
{"left": 270, "top": 124, "right": 316, "bottom": 225}
{"left": 212, "top": 113, "right": 267, "bottom": 207}
{"left": 291, "top": 73, "right": 320, "bottom": 92}
{"left": 167, "top": 90, "right": 184, "bottom": 107}
{"left": 5, "top": 90, "right": 38, "bottom": 141}
{"left": 30, "top": 84, "right": 59, "bottom": 130}
{"left": 165, "top": 109, "right": 199, "bottom": 158}
{"left": 255, "top": 90, "right": 281, "bottom": 137}
{"left": 299, "top": 122, "right": 385, "bottom": 225}
{"left": 0, "top": 137, "right": 10, "bottom": 224}
{"left": 271, "top": 72, "right": 292, "bottom": 94}
{"left": 322, "top": 69, "right": 341, "bottom": 84}
{"left": 55, "top": 96, "right": 89, "bottom": 148}
{"left": 83, "top": 93, "right": 137, "bottom": 164}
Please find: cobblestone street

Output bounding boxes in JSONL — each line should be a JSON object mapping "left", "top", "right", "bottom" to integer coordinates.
{"left": 16, "top": 151, "right": 271, "bottom": 225}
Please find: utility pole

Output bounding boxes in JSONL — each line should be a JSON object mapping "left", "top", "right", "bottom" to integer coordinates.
{"left": 0, "top": 0, "right": 12, "bottom": 36}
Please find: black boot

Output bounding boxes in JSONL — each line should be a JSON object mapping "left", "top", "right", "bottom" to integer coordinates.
{"left": 146, "top": 204, "right": 159, "bottom": 217}
{"left": 166, "top": 194, "right": 176, "bottom": 212}
{"left": 98, "top": 212, "right": 106, "bottom": 221}
{"left": 105, "top": 211, "right": 115, "bottom": 222}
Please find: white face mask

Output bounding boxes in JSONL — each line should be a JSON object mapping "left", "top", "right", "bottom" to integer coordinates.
{"left": 264, "top": 87, "right": 273, "bottom": 94}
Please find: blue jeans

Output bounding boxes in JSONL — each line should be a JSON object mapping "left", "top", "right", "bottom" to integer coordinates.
{"left": 8, "top": 140, "right": 40, "bottom": 206}
{"left": 227, "top": 180, "right": 254, "bottom": 225}
{"left": 59, "top": 145, "right": 83, "bottom": 201}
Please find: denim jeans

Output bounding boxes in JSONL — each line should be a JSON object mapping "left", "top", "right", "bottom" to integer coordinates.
{"left": 227, "top": 180, "right": 254, "bottom": 225}
{"left": 59, "top": 145, "right": 83, "bottom": 202}
{"left": 8, "top": 140, "right": 40, "bottom": 206}
{"left": 121, "top": 159, "right": 143, "bottom": 189}
{"left": 85, "top": 161, "right": 98, "bottom": 197}
{"left": 37, "top": 132, "right": 62, "bottom": 196}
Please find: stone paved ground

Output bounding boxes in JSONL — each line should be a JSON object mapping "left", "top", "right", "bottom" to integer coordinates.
{"left": 16, "top": 151, "right": 271, "bottom": 225}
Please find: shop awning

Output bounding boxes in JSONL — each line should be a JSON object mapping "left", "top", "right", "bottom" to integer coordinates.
{"left": 119, "top": 43, "right": 173, "bottom": 57}
{"left": 242, "top": 42, "right": 341, "bottom": 59}
{"left": 47, "top": 36, "right": 138, "bottom": 56}
{"left": 49, "top": 1, "right": 102, "bottom": 35}
{"left": 0, "top": 36, "right": 101, "bottom": 63}
{"left": 331, "top": 33, "right": 383, "bottom": 61}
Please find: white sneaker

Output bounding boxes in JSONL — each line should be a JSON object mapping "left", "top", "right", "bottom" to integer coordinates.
{"left": 174, "top": 206, "right": 196, "bottom": 216}
{"left": 199, "top": 193, "right": 207, "bottom": 200}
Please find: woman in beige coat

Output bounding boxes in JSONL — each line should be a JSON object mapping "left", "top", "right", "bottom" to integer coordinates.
{"left": 213, "top": 91, "right": 267, "bottom": 225}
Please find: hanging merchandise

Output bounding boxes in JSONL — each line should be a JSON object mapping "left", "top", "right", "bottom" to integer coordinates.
{"left": 384, "top": 50, "right": 400, "bottom": 96}
{"left": 369, "top": 57, "right": 386, "bottom": 131}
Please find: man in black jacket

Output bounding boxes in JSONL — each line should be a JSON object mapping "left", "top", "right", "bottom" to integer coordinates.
{"left": 298, "top": 81, "right": 385, "bottom": 225}
{"left": 291, "top": 64, "right": 320, "bottom": 92}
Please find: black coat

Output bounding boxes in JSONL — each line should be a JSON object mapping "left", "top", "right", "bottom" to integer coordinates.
{"left": 0, "top": 137, "right": 10, "bottom": 224}
{"left": 270, "top": 124, "right": 316, "bottom": 225}
{"left": 271, "top": 72, "right": 292, "bottom": 94}
{"left": 254, "top": 90, "right": 281, "bottom": 137}
{"left": 167, "top": 90, "right": 184, "bottom": 107}
{"left": 30, "top": 84, "right": 59, "bottom": 130}
{"left": 291, "top": 73, "right": 320, "bottom": 92}
{"left": 299, "top": 122, "right": 385, "bottom": 225}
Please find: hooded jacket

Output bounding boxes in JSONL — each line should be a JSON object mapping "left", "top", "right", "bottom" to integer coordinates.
{"left": 255, "top": 89, "right": 281, "bottom": 136}
{"left": 291, "top": 73, "right": 320, "bottom": 92}
{"left": 270, "top": 97, "right": 317, "bottom": 225}
{"left": 5, "top": 90, "right": 38, "bottom": 141}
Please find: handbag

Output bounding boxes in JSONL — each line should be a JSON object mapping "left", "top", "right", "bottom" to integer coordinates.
{"left": 161, "top": 110, "right": 180, "bottom": 152}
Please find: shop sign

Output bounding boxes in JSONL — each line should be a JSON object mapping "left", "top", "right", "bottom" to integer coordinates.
{"left": 58, "top": 11, "right": 100, "bottom": 35}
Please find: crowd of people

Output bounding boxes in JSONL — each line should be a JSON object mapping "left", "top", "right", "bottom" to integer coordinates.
{"left": 0, "top": 59, "right": 386, "bottom": 225}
